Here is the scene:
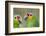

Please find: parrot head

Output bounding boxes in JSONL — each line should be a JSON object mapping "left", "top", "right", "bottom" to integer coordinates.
{"left": 16, "top": 16, "right": 20, "bottom": 20}
{"left": 14, "top": 15, "right": 22, "bottom": 23}
{"left": 24, "top": 13, "right": 32, "bottom": 20}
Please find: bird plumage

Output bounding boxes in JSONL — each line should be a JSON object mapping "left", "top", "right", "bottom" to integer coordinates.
{"left": 13, "top": 15, "right": 22, "bottom": 28}
{"left": 24, "top": 13, "right": 39, "bottom": 27}
{"left": 26, "top": 16, "right": 39, "bottom": 27}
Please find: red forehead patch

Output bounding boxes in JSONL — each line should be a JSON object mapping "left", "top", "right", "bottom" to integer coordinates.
{"left": 17, "top": 16, "right": 20, "bottom": 19}
{"left": 27, "top": 13, "right": 32, "bottom": 16}
{"left": 30, "top": 13, "right": 32, "bottom": 16}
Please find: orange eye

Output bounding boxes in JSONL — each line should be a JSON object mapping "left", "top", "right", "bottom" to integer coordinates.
{"left": 27, "top": 13, "right": 29, "bottom": 16}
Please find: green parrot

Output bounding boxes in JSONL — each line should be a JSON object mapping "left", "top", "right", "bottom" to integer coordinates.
{"left": 13, "top": 15, "right": 22, "bottom": 28}
{"left": 24, "top": 13, "right": 39, "bottom": 27}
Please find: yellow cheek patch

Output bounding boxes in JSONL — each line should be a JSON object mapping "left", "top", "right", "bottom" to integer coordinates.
{"left": 28, "top": 16, "right": 32, "bottom": 20}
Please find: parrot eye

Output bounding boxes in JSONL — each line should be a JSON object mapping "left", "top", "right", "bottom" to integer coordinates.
{"left": 15, "top": 17, "right": 16, "bottom": 19}
{"left": 27, "top": 13, "right": 29, "bottom": 16}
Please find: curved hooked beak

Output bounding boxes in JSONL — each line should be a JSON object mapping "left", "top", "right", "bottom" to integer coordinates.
{"left": 24, "top": 15, "right": 28, "bottom": 20}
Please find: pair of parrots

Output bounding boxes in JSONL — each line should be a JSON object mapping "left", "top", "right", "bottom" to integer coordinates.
{"left": 13, "top": 13, "right": 39, "bottom": 28}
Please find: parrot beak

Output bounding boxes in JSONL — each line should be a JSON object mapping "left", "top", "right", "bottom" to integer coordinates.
{"left": 24, "top": 14, "right": 28, "bottom": 20}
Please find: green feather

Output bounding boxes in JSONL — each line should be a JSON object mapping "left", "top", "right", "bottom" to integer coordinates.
{"left": 13, "top": 19, "right": 19, "bottom": 28}
{"left": 26, "top": 16, "right": 39, "bottom": 27}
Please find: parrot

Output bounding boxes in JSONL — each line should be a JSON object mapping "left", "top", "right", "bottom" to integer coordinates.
{"left": 24, "top": 13, "right": 39, "bottom": 27}
{"left": 13, "top": 15, "right": 22, "bottom": 28}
